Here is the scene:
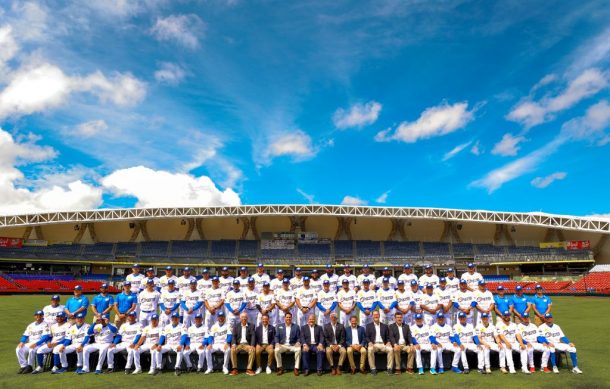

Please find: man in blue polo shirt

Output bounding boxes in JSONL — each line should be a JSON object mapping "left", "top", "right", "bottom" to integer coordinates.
{"left": 64, "top": 286, "right": 90, "bottom": 323}
{"left": 530, "top": 284, "right": 552, "bottom": 325}
{"left": 493, "top": 286, "right": 512, "bottom": 323}
{"left": 511, "top": 285, "right": 530, "bottom": 324}
{"left": 92, "top": 283, "right": 115, "bottom": 322}
{"left": 114, "top": 281, "right": 138, "bottom": 327}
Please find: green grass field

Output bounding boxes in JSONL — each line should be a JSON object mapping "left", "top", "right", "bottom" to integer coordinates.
{"left": 1, "top": 295, "right": 609, "bottom": 389}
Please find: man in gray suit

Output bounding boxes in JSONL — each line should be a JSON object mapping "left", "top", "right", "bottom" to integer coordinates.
{"left": 323, "top": 312, "right": 346, "bottom": 375}
{"left": 388, "top": 311, "right": 414, "bottom": 374}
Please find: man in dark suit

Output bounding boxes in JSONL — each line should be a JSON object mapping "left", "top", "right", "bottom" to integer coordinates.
{"left": 254, "top": 313, "right": 276, "bottom": 375}
{"left": 365, "top": 310, "right": 393, "bottom": 375}
{"left": 323, "top": 312, "right": 346, "bottom": 375}
{"left": 388, "top": 311, "right": 414, "bottom": 374}
{"left": 300, "top": 314, "right": 325, "bottom": 376}
{"left": 231, "top": 312, "right": 256, "bottom": 375}
{"left": 274, "top": 312, "right": 301, "bottom": 376}
{"left": 346, "top": 315, "right": 367, "bottom": 374}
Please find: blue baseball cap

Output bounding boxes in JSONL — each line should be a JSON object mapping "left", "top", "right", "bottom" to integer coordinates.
{"left": 383, "top": 267, "right": 389, "bottom": 271}
{"left": 467, "top": 263, "right": 475, "bottom": 268}
{"left": 190, "top": 279, "right": 197, "bottom": 284}
{"left": 263, "top": 282, "right": 270, "bottom": 287}
{"left": 217, "top": 311, "right": 225, "bottom": 317}
{"left": 303, "top": 276, "right": 310, "bottom": 281}
{"left": 397, "top": 280, "right": 405, "bottom": 285}
{"left": 248, "top": 277, "right": 255, "bottom": 283}
{"left": 414, "top": 313, "right": 423, "bottom": 320}
{"left": 240, "top": 266, "right": 247, "bottom": 271}
{"left": 282, "top": 278, "right": 290, "bottom": 284}
{"left": 277, "top": 269, "right": 284, "bottom": 273}
{"left": 342, "top": 279, "right": 349, "bottom": 284}
{"left": 458, "top": 312, "right": 467, "bottom": 318}
{"left": 410, "top": 280, "right": 418, "bottom": 286}
{"left": 403, "top": 264, "right": 412, "bottom": 269}
{"left": 165, "top": 266, "right": 173, "bottom": 270}
{"left": 147, "top": 279, "right": 155, "bottom": 284}
{"left": 516, "top": 285, "right": 523, "bottom": 291}
{"left": 102, "top": 313, "right": 110, "bottom": 319}
{"left": 151, "top": 314, "right": 159, "bottom": 320}
{"left": 535, "top": 284, "right": 543, "bottom": 289}
{"left": 439, "top": 277, "right": 446, "bottom": 283}
{"left": 343, "top": 264, "right": 351, "bottom": 268}
{"left": 326, "top": 264, "right": 332, "bottom": 268}
{"left": 425, "top": 283, "right": 433, "bottom": 288}
{"left": 497, "top": 285, "right": 505, "bottom": 291}
{"left": 424, "top": 264, "right": 431, "bottom": 269}
{"left": 544, "top": 313, "right": 553, "bottom": 319}
{"left": 212, "top": 276, "right": 219, "bottom": 281}
{"left": 362, "top": 279, "right": 371, "bottom": 283}
{"left": 221, "top": 266, "right": 229, "bottom": 271}
{"left": 311, "top": 269, "right": 319, "bottom": 273}
{"left": 74, "top": 285, "right": 82, "bottom": 290}
{"left": 168, "top": 279, "right": 176, "bottom": 285}
{"left": 233, "top": 279, "right": 240, "bottom": 284}
{"left": 127, "top": 311, "right": 136, "bottom": 316}
{"left": 101, "top": 283, "right": 108, "bottom": 288}
{"left": 202, "top": 269, "right": 209, "bottom": 273}
{"left": 323, "top": 280, "right": 330, "bottom": 285}
{"left": 171, "top": 312, "right": 180, "bottom": 318}
{"left": 123, "top": 281, "right": 131, "bottom": 286}
{"left": 382, "top": 277, "right": 389, "bottom": 283}
{"left": 57, "top": 312, "right": 67, "bottom": 318}
{"left": 184, "top": 267, "right": 191, "bottom": 272}
{"left": 478, "top": 280, "right": 486, "bottom": 285}
{"left": 34, "top": 310, "right": 44, "bottom": 316}
{"left": 194, "top": 313, "right": 203, "bottom": 319}
{"left": 132, "top": 263, "right": 140, "bottom": 268}
{"left": 146, "top": 267, "right": 154, "bottom": 272}
{"left": 502, "top": 310, "right": 511, "bottom": 317}
{"left": 295, "top": 267, "right": 302, "bottom": 271}
{"left": 481, "top": 313, "right": 490, "bottom": 318}
{"left": 447, "top": 267, "right": 454, "bottom": 272}
{"left": 257, "top": 263, "right": 264, "bottom": 267}
{"left": 436, "top": 312, "right": 445, "bottom": 318}
{"left": 363, "top": 264, "right": 369, "bottom": 268}
{"left": 51, "top": 294, "right": 60, "bottom": 300}
{"left": 75, "top": 312, "right": 85, "bottom": 319}
{"left": 459, "top": 279, "right": 467, "bottom": 284}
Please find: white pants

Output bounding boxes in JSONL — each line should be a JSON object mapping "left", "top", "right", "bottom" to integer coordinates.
{"left": 56, "top": 344, "right": 83, "bottom": 368}
{"left": 550, "top": 343, "right": 576, "bottom": 353}
{"left": 482, "top": 343, "right": 505, "bottom": 368}
{"left": 437, "top": 343, "right": 461, "bottom": 369}
{"left": 257, "top": 311, "right": 277, "bottom": 327}
{"left": 206, "top": 344, "right": 230, "bottom": 371}
{"left": 526, "top": 343, "right": 550, "bottom": 368}
{"left": 182, "top": 346, "right": 207, "bottom": 369}
{"left": 83, "top": 343, "right": 111, "bottom": 371}
{"left": 245, "top": 309, "right": 258, "bottom": 325}
{"left": 506, "top": 342, "right": 527, "bottom": 370}
{"left": 36, "top": 344, "right": 55, "bottom": 356}
{"left": 139, "top": 311, "right": 156, "bottom": 327}
{"left": 16, "top": 342, "right": 39, "bottom": 368}
{"left": 296, "top": 308, "right": 315, "bottom": 327}
{"left": 415, "top": 344, "right": 437, "bottom": 369}
{"left": 460, "top": 343, "right": 483, "bottom": 370}
{"left": 205, "top": 310, "right": 222, "bottom": 330}
{"left": 226, "top": 310, "right": 242, "bottom": 329}
{"left": 183, "top": 309, "right": 201, "bottom": 329}
{"left": 159, "top": 311, "right": 175, "bottom": 327}
{"left": 379, "top": 308, "right": 395, "bottom": 325}
{"left": 154, "top": 344, "right": 183, "bottom": 369}
{"left": 133, "top": 345, "right": 153, "bottom": 371}
{"left": 317, "top": 310, "right": 332, "bottom": 326}
{"left": 359, "top": 308, "right": 374, "bottom": 327}
{"left": 339, "top": 309, "right": 356, "bottom": 327}
{"left": 107, "top": 342, "right": 136, "bottom": 369}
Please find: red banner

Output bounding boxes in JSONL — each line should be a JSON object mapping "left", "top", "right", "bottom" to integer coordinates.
{"left": 566, "top": 240, "right": 591, "bottom": 250}
{"left": 0, "top": 237, "right": 23, "bottom": 248}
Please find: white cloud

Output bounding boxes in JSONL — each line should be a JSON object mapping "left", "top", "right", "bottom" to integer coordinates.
{"left": 151, "top": 14, "right": 204, "bottom": 49}
{"left": 491, "top": 133, "right": 527, "bottom": 156}
{"left": 154, "top": 62, "right": 186, "bottom": 85}
{"left": 375, "top": 101, "right": 474, "bottom": 143}
{"left": 375, "top": 191, "right": 389, "bottom": 204}
{"left": 297, "top": 188, "right": 315, "bottom": 204}
{"left": 507, "top": 68, "right": 608, "bottom": 128}
{"left": 333, "top": 101, "right": 382, "bottom": 129}
{"left": 531, "top": 74, "right": 557, "bottom": 91}
{"left": 75, "top": 120, "right": 108, "bottom": 138}
{"left": 0, "top": 25, "right": 18, "bottom": 69}
{"left": 264, "top": 130, "right": 316, "bottom": 161}
{"left": 77, "top": 71, "right": 147, "bottom": 107}
{"left": 0, "top": 128, "right": 102, "bottom": 215}
{"left": 102, "top": 166, "right": 240, "bottom": 208}
{"left": 560, "top": 100, "right": 610, "bottom": 142}
{"left": 9, "top": 1, "right": 48, "bottom": 42}
{"left": 341, "top": 195, "right": 367, "bottom": 206}
{"left": 442, "top": 141, "right": 472, "bottom": 161}
{"left": 470, "top": 141, "right": 481, "bottom": 156}
{"left": 586, "top": 213, "right": 610, "bottom": 220}
{"left": 568, "top": 27, "right": 610, "bottom": 76}
{"left": 531, "top": 172, "right": 567, "bottom": 189}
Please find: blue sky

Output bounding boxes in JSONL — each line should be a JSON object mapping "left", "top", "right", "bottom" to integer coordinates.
{"left": 0, "top": 0, "right": 609, "bottom": 217}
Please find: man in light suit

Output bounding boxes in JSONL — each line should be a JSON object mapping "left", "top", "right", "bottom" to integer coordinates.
{"left": 300, "top": 314, "right": 325, "bottom": 376}
{"left": 254, "top": 313, "right": 276, "bottom": 375}
{"left": 230, "top": 312, "right": 256, "bottom": 376}
{"left": 346, "top": 315, "right": 367, "bottom": 374}
{"left": 323, "top": 312, "right": 346, "bottom": 375}
{"left": 274, "top": 312, "right": 301, "bottom": 376}
{"left": 365, "top": 310, "right": 393, "bottom": 375}
{"left": 389, "top": 311, "right": 414, "bottom": 374}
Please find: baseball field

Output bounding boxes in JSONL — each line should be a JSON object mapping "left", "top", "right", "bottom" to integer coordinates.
{"left": 1, "top": 295, "right": 609, "bottom": 389}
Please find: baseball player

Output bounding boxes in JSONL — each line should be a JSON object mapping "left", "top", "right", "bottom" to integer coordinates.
{"left": 435, "top": 277, "right": 454, "bottom": 326}
{"left": 256, "top": 282, "right": 277, "bottom": 326}
{"left": 269, "top": 269, "right": 286, "bottom": 292}
{"left": 453, "top": 280, "right": 476, "bottom": 324}
{"left": 337, "top": 279, "right": 357, "bottom": 327}
{"left": 408, "top": 280, "right": 424, "bottom": 325}
{"left": 16, "top": 310, "right": 50, "bottom": 374}
{"left": 493, "top": 285, "right": 513, "bottom": 322}
{"left": 252, "top": 263, "right": 270, "bottom": 292}
{"left": 429, "top": 312, "right": 462, "bottom": 374}
{"left": 377, "top": 277, "right": 397, "bottom": 325}
{"left": 133, "top": 313, "right": 161, "bottom": 375}
{"left": 418, "top": 265, "right": 440, "bottom": 288}
{"left": 218, "top": 267, "right": 234, "bottom": 293}
{"left": 244, "top": 277, "right": 259, "bottom": 324}
{"left": 225, "top": 279, "right": 247, "bottom": 328}
{"left": 295, "top": 276, "right": 317, "bottom": 327}
{"left": 80, "top": 314, "right": 118, "bottom": 374}
{"left": 107, "top": 311, "right": 141, "bottom": 373}
{"left": 177, "top": 267, "right": 197, "bottom": 296}
{"left": 275, "top": 278, "right": 296, "bottom": 326}
{"left": 476, "top": 312, "right": 506, "bottom": 374}
{"left": 204, "top": 277, "right": 225, "bottom": 329}
{"left": 316, "top": 280, "right": 337, "bottom": 326}
{"left": 518, "top": 314, "right": 550, "bottom": 373}
{"left": 114, "top": 281, "right": 138, "bottom": 327}
{"left": 205, "top": 311, "right": 232, "bottom": 374}
{"left": 138, "top": 279, "right": 161, "bottom": 326}
{"left": 289, "top": 267, "right": 304, "bottom": 291}
{"left": 144, "top": 267, "right": 161, "bottom": 291}
{"left": 33, "top": 312, "right": 70, "bottom": 374}
{"left": 394, "top": 280, "right": 413, "bottom": 323}
{"left": 338, "top": 264, "right": 357, "bottom": 290}
{"left": 356, "top": 264, "right": 376, "bottom": 290}
{"left": 320, "top": 264, "right": 339, "bottom": 291}
{"left": 155, "top": 312, "right": 188, "bottom": 376}
{"left": 473, "top": 280, "right": 495, "bottom": 326}
{"left": 410, "top": 313, "right": 437, "bottom": 375}
{"left": 537, "top": 313, "right": 582, "bottom": 374}
{"left": 182, "top": 279, "right": 204, "bottom": 328}
{"left": 159, "top": 266, "right": 178, "bottom": 290}
{"left": 64, "top": 285, "right": 89, "bottom": 322}
{"left": 397, "top": 264, "right": 418, "bottom": 286}
{"left": 511, "top": 285, "right": 531, "bottom": 324}
{"left": 356, "top": 278, "right": 377, "bottom": 326}
{"left": 309, "top": 269, "right": 323, "bottom": 294}
{"left": 196, "top": 269, "right": 213, "bottom": 293}
{"left": 444, "top": 268, "right": 460, "bottom": 293}
{"left": 43, "top": 295, "right": 65, "bottom": 326}
{"left": 126, "top": 264, "right": 145, "bottom": 293}
{"left": 159, "top": 279, "right": 181, "bottom": 326}
{"left": 460, "top": 263, "right": 483, "bottom": 291}
{"left": 420, "top": 284, "right": 441, "bottom": 326}
{"left": 376, "top": 267, "right": 397, "bottom": 290}
{"left": 453, "top": 311, "right": 484, "bottom": 374}
{"left": 530, "top": 285, "right": 553, "bottom": 325}
{"left": 182, "top": 313, "right": 208, "bottom": 372}
{"left": 54, "top": 312, "right": 89, "bottom": 373}
{"left": 495, "top": 310, "right": 525, "bottom": 374}
{"left": 91, "top": 283, "right": 114, "bottom": 322}
{"left": 236, "top": 267, "right": 250, "bottom": 287}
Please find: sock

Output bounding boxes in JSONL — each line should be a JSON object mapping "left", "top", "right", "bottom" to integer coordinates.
{"left": 37, "top": 353, "right": 44, "bottom": 368}
{"left": 570, "top": 352, "right": 577, "bottom": 367}
{"left": 53, "top": 354, "right": 60, "bottom": 367}
{"left": 550, "top": 352, "right": 556, "bottom": 367}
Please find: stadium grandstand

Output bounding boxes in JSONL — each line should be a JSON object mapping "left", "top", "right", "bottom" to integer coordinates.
{"left": 0, "top": 205, "right": 608, "bottom": 294}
